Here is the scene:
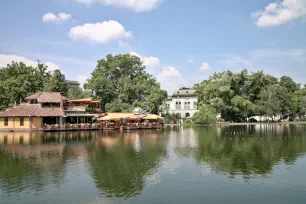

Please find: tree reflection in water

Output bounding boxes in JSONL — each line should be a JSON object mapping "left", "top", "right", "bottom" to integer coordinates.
{"left": 86, "top": 130, "right": 168, "bottom": 198}
{"left": 184, "top": 125, "right": 306, "bottom": 179}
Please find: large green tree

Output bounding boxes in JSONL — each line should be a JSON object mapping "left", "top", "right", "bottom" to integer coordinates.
{"left": 0, "top": 62, "right": 50, "bottom": 110}
{"left": 44, "top": 69, "right": 68, "bottom": 95}
{"left": 85, "top": 54, "right": 167, "bottom": 114}
{"left": 256, "top": 85, "right": 282, "bottom": 120}
{"left": 195, "top": 69, "right": 306, "bottom": 122}
{"left": 67, "top": 86, "right": 92, "bottom": 100}
{"left": 0, "top": 61, "right": 68, "bottom": 111}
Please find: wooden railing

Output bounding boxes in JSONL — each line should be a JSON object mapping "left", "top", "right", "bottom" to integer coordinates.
{"left": 43, "top": 123, "right": 101, "bottom": 131}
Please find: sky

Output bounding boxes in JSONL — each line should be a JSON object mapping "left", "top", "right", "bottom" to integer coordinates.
{"left": 0, "top": 0, "right": 306, "bottom": 94}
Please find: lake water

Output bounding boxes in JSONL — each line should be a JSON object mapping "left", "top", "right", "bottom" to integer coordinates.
{"left": 1, "top": 125, "right": 306, "bottom": 204}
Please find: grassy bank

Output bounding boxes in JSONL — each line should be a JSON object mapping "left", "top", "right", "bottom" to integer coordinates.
{"left": 218, "top": 121, "right": 306, "bottom": 126}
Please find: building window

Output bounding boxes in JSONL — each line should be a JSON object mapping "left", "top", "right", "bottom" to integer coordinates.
{"left": 4, "top": 118, "right": 8, "bottom": 126}
{"left": 184, "top": 102, "right": 190, "bottom": 109}
{"left": 20, "top": 136, "right": 24, "bottom": 144}
{"left": 20, "top": 117, "right": 24, "bottom": 126}
{"left": 176, "top": 102, "right": 181, "bottom": 110}
{"left": 194, "top": 102, "right": 197, "bottom": 109}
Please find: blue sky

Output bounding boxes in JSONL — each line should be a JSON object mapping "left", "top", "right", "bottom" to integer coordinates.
{"left": 1, "top": 0, "right": 306, "bottom": 94}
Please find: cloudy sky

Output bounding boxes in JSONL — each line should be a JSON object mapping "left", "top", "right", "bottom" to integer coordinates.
{"left": 1, "top": 0, "right": 306, "bottom": 94}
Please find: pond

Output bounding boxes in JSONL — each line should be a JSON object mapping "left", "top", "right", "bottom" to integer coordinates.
{"left": 1, "top": 125, "right": 306, "bottom": 204}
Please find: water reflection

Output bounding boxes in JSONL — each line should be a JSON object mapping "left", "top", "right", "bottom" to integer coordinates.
{"left": 180, "top": 125, "right": 306, "bottom": 179}
{"left": 0, "top": 125, "right": 306, "bottom": 203}
{"left": 87, "top": 130, "right": 168, "bottom": 198}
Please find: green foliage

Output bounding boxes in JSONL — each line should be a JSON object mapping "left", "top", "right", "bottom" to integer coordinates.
{"left": 183, "top": 118, "right": 193, "bottom": 126}
{"left": 0, "top": 62, "right": 69, "bottom": 111}
{"left": 67, "top": 86, "right": 92, "bottom": 100}
{"left": 44, "top": 70, "right": 68, "bottom": 95}
{"left": 193, "top": 105, "right": 217, "bottom": 125}
{"left": 162, "top": 113, "right": 181, "bottom": 124}
{"left": 191, "top": 126, "right": 306, "bottom": 178}
{"left": 256, "top": 85, "right": 282, "bottom": 119}
{"left": 195, "top": 69, "right": 306, "bottom": 122}
{"left": 85, "top": 54, "right": 167, "bottom": 114}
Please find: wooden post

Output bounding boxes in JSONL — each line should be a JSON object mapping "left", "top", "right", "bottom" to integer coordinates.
{"left": 29, "top": 117, "right": 32, "bottom": 131}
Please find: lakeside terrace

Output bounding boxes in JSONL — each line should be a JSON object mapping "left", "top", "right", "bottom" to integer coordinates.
{"left": 98, "top": 112, "right": 164, "bottom": 130}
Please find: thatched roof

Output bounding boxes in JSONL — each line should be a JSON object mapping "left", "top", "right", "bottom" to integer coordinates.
{"left": 142, "top": 114, "right": 164, "bottom": 120}
{"left": 98, "top": 113, "right": 141, "bottom": 121}
{"left": 69, "top": 98, "right": 100, "bottom": 105}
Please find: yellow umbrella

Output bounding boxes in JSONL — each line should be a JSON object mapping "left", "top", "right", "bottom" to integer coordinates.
{"left": 98, "top": 113, "right": 141, "bottom": 121}
{"left": 143, "top": 114, "right": 164, "bottom": 120}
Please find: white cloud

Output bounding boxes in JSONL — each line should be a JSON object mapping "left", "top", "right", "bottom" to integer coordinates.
{"left": 218, "top": 55, "right": 251, "bottom": 68}
{"left": 187, "top": 58, "right": 194, "bottom": 63}
{"left": 157, "top": 66, "right": 186, "bottom": 94}
{"left": 129, "top": 52, "right": 160, "bottom": 67}
{"left": 250, "top": 49, "right": 306, "bottom": 61}
{"left": 0, "top": 54, "right": 60, "bottom": 72}
{"left": 42, "top": 12, "right": 72, "bottom": 24}
{"left": 251, "top": 0, "right": 306, "bottom": 27}
{"left": 76, "top": 75, "right": 88, "bottom": 87}
{"left": 75, "top": 0, "right": 163, "bottom": 12}
{"left": 199, "top": 63, "right": 210, "bottom": 72}
{"left": 68, "top": 20, "right": 132, "bottom": 44}
{"left": 118, "top": 40, "right": 129, "bottom": 47}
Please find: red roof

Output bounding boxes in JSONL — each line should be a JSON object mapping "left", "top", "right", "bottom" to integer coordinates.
{"left": 0, "top": 104, "right": 64, "bottom": 117}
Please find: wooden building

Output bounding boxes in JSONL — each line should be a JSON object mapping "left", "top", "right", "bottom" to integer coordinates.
{"left": 0, "top": 92, "right": 101, "bottom": 131}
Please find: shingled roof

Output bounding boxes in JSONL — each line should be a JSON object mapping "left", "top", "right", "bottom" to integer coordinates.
{"left": 172, "top": 88, "right": 196, "bottom": 97}
{"left": 26, "top": 92, "right": 69, "bottom": 103}
{"left": 0, "top": 104, "right": 64, "bottom": 117}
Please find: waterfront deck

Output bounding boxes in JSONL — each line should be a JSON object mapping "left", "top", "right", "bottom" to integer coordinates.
{"left": 43, "top": 124, "right": 100, "bottom": 132}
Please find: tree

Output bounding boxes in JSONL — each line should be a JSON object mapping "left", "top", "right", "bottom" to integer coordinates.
{"left": 194, "top": 69, "right": 305, "bottom": 122}
{"left": 195, "top": 70, "right": 266, "bottom": 122}
{"left": 162, "top": 113, "right": 181, "bottom": 124}
{"left": 85, "top": 54, "right": 167, "bottom": 113}
{"left": 280, "top": 76, "right": 300, "bottom": 93}
{"left": 44, "top": 70, "right": 68, "bottom": 95}
{"left": 0, "top": 62, "right": 50, "bottom": 110}
{"left": 193, "top": 105, "right": 217, "bottom": 125}
{"left": 67, "top": 87, "right": 92, "bottom": 100}
{"left": 256, "top": 85, "right": 282, "bottom": 120}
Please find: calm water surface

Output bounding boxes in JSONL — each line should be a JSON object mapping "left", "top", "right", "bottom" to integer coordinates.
{"left": 1, "top": 125, "right": 306, "bottom": 204}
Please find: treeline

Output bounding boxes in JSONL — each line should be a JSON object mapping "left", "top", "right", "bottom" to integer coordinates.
{"left": 195, "top": 69, "right": 306, "bottom": 122}
{"left": 0, "top": 54, "right": 168, "bottom": 114}
{"left": 0, "top": 62, "right": 68, "bottom": 110}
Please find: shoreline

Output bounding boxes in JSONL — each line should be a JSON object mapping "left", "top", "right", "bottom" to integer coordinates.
{"left": 165, "top": 121, "right": 306, "bottom": 127}
{"left": 219, "top": 121, "right": 306, "bottom": 126}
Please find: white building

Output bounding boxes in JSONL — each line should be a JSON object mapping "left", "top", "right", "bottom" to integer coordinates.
{"left": 163, "top": 88, "right": 198, "bottom": 118}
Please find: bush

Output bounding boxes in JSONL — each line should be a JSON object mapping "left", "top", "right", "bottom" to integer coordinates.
{"left": 193, "top": 105, "right": 217, "bottom": 125}
{"left": 183, "top": 118, "right": 193, "bottom": 126}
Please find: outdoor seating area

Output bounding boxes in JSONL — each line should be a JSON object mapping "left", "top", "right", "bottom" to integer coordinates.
{"left": 43, "top": 123, "right": 100, "bottom": 132}
{"left": 98, "top": 113, "right": 164, "bottom": 130}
